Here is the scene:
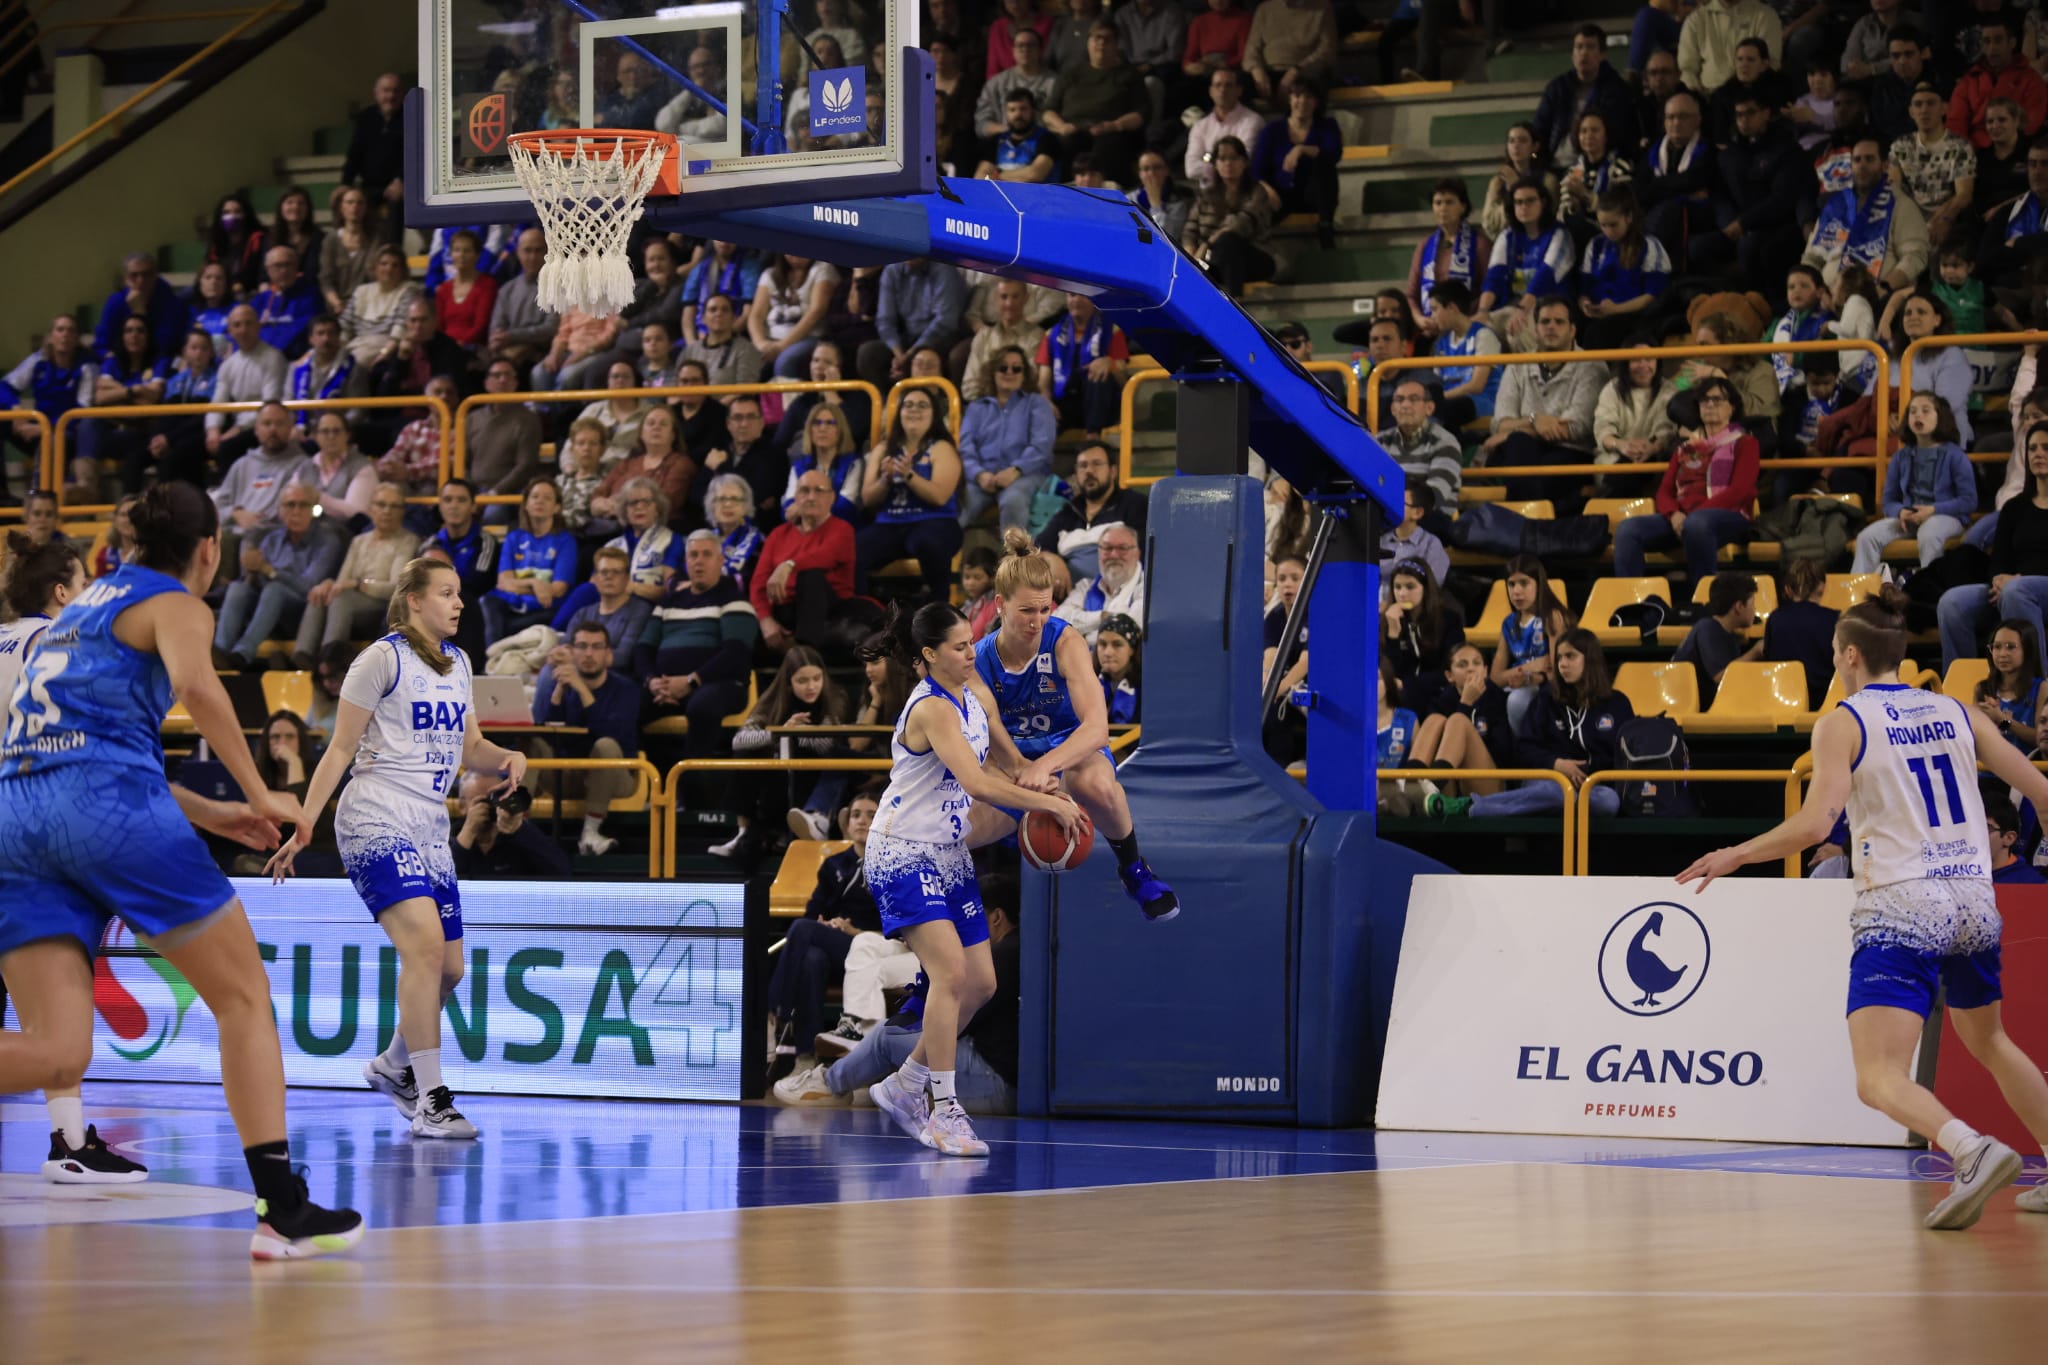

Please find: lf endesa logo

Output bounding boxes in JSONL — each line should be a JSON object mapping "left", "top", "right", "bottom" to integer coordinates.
{"left": 1515, "top": 902, "right": 1763, "bottom": 1092}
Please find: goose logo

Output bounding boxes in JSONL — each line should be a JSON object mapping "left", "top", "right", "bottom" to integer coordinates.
{"left": 809, "top": 66, "right": 866, "bottom": 136}
{"left": 1597, "top": 902, "right": 1710, "bottom": 1018}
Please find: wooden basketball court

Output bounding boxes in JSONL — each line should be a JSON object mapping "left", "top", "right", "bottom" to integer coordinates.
{"left": 2, "top": 1085, "right": 2044, "bottom": 1361}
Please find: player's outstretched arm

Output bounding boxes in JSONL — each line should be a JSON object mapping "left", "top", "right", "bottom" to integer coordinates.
{"left": 1677, "top": 708, "right": 1858, "bottom": 892}
{"left": 138, "top": 591, "right": 301, "bottom": 834}
{"left": 169, "top": 785, "right": 283, "bottom": 851}
{"left": 1966, "top": 703, "right": 2048, "bottom": 811}
{"left": 267, "top": 699, "right": 373, "bottom": 881}
{"left": 916, "top": 697, "right": 1082, "bottom": 836}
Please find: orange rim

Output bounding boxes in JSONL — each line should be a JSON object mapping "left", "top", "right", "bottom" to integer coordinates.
{"left": 506, "top": 128, "right": 677, "bottom": 156}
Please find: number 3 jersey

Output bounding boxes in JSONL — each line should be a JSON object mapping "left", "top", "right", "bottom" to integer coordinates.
{"left": 1, "top": 565, "right": 181, "bottom": 779}
{"left": 872, "top": 678, "right": 988, "bottom": 846}
{"left": 1842, "top": 684, "right": 1993, "bottom": 894}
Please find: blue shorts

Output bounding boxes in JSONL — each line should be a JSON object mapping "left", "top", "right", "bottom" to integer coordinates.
{"left": 0, "top": 765, "right": 237, "bottom": 959}
{"left": 337, "top": 788, "right": 463, "bottom": 939}
{"left": 864, "top": 833, "right": 988, "bottom": 948}
{"left": 1847, "top": 941, "right": 2003, "bottom": 1018}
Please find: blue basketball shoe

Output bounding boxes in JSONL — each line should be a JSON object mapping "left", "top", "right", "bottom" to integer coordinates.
{"left": 1119, "top": 859, "right": 1179, "bottom": 922}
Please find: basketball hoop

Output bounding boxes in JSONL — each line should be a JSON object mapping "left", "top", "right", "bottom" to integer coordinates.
{"left": 505, "top": 129, "right": 681, "bottom": 316}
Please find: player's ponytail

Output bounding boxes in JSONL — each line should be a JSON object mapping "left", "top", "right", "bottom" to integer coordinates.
{"left": 386, "top": 557, "right": 457, "bottom": 676}
{"left": 128, "top": 481, "right": 219, "bottom": 576}
{"left": 859, "top": 599, "right": 965, "bottom": 669}
{"left": 1836, "top": 582, "right": 1909, "bottom": 675}
{"left": 3, "top": 531, "right": 83, "bottom": 619}
{"left": 993, "top": 526, "right": 1058, "bottom": 599}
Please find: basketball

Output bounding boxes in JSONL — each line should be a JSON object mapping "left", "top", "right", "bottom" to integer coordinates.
{"left": 1020, "top": 809, "right": 1094, "bottom": 871}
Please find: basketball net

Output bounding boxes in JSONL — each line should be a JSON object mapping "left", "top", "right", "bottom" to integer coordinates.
{"left": 506, "top": 130, "right": 678, "bottom": 316}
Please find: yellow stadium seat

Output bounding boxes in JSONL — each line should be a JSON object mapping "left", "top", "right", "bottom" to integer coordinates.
{"left": 1820, "top": 573, "right": 1880, "bottom": 613}
{"left": 1466, "top": 579, "right": 1510, "bottom": 649}
{"left": 1662, "top": 573, "right": 1779, "bottom": 646}
{"left": 1580, "top": 577, "right": 1673, "bottom": 647}
{"left": 263, "top": 671, "right": 314, "bottom": 720}
{"left": 769, "top": 839, "right": 852, "bottom": 917}
{"left": 1583, "top": 497, "right": 1656, "bottom": 530}
{"left": 1688, "top": 661, "right": 1813, "bottom": 734}
{"left": 1943, "top": 658, "right": 1992, "bottom": 703}
{"left": 1614, "top": 662, "right": 1702, "bottom": 720}
{"left": 644, "top": 672, "right": 759, "bottom": 737}
{"left": 1501, "top": 500, "right": 1554, "bottom": 520}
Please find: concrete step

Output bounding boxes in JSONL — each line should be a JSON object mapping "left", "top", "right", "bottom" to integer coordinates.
{"left": 1332, "top": 78, "right": 1544, "bottom": 147}
{"left": 279, "top": 153, "right": 345, "bottom": 177}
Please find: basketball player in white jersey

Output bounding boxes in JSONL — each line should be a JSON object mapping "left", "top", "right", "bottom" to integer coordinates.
{"left": 0, "top": 531, "right": 148, "bottom": 1183}
{"left": 268, "top": 558, "right": 527, "bottom": 1140}
{"left": 860, "top": 600, "right": 1080, "bottom": 1156}
{"left": 1680, "top": 587, "right": 2048, "bottom": 1230}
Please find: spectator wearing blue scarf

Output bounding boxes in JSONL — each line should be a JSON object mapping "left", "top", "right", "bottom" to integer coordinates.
{"left": 1034, "top": 293, "right": 1129, "bottom": 439}
{"left": 1801, "top": 135, "right": 1929, "bottom": 292}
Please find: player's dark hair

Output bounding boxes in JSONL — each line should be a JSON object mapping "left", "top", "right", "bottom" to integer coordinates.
{"left": 2, "top": 531, "right": 83, "bottom": 618}
{"left": 129, "top": 480, "right": 219, "bottom": 575}
{"left": 387, "top": 556, "right": 458, "bottom": 676}
{"left": 861, "top": 599, "right": 966, "bottom": 669}
{"left": 1984, "top": 793, "right": 2021, "bottom": 838}
{"left": 1836, "top": 583, "right": 1910, "bottom": 675}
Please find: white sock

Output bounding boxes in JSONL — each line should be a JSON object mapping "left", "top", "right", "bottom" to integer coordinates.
{"left": 47, "top": 1094, "right": 85, "bottom": 1149}
{"left": 930, "top": 1069, "right": 958, "bottom": 1104}
{"left": 411, "top": 1046, "right": 445, "bottom": 1095}
{"left": 582, "top": 815, "right": 605, "bottom": 840}
{"left": 1937, "top": 1118, "right": 1983, "bottom": 1156}
{"left": 382, "top": 1033, "right": 411, "bottom": 1070}
{"left": 898, "top": 1058, "right": 930, "bottom": 1093}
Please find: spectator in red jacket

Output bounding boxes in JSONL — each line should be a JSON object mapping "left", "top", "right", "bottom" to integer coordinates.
{"left": 1612, "top": 375, "right": 1761, "bottom": 587}
{"left": 751, "top": 467, "right": 866, "bottom": 653}
{"left": 433, "top": 229, "right": 499, "bottom": 351}
{"left": 1949, "top": 12, "right": 2048, "bottom": 150}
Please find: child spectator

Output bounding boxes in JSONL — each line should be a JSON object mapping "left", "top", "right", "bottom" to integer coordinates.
{"left": 1383, "top": 558, "right": 1465, "bottom": 695}
{"left": 1576, "top": 189, "right": 1671, "bottom": 349}
{"left": 1491, "top": 553, "right": 1574, "bottom": 735}
{"left": 1974, "top": 621, "right": 2043, "bottom": 750}
{"left": 961, "top": 545, "right": 1000, "bottom": 639}
{"left": 1771, "top": 264, "right": 1834, "bottom": 396}
{"left": 1776, "top": 352, "right": 1849, "bottom": 482}
{"left": 1763, "top": 556, "right": 1839, "bottom": 707}
{"left": 722, "top": 645, "right": 852, "bottom": 864}
{"left": 1095, "top": 612, "right": 1141, "bottom": 724}
{"left": 1261, "top": 552, "right": 1310, "bottom": 763}
{"left": 1424, "top": 281, "right": 1503, "bottom": 429}
{"left": 1379, "top": 481, "right": 1449, "bottom": 585}
{"left": 1788, "top": 55, "right": 1840, "bottom": 151}
{"left": 1926, "top": 242, "right": 2012, "bottom": 337}
{"left": 1674, "top": 570, "right": 1765, "bottom": 705}
{"left": 1827, "top": 263, "right": 1881, "bottom": 392}
{"left": 1408, "top": 640, "right": 1512, "bottom": 796}
{"left": 1850, "top": 392, "right": 1975, "bottom": 571}
{"left": 1433, "top": 628, "right": 1634, "bottom": 821}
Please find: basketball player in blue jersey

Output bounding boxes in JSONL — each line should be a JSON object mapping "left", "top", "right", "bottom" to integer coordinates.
{"left": 269, "top": 557, "right": 526, "bottom": 1140}
{"left": 0, "top": 484, "right": 363, "bottom": 1258}
{"left": 861, "top": 600, "right": 1082, "bottom": 1156}
{"left": 973, "top": 529, "right": 1179, "bottom": 920}
{"left": 1680, "top": 586, "right": 2048, "bottom": 1230}
{"left": 0, "top": 531, "right": 147, "bottom": 1184}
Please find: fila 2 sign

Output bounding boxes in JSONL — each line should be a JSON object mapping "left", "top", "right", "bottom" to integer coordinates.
{"left": 81, "top": 879, "right": 744, "bottom": 1101}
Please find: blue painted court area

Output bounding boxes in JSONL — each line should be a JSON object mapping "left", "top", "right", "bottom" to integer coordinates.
{"left": 3, "top": 1083, "right": 2040, "bottom": 1232}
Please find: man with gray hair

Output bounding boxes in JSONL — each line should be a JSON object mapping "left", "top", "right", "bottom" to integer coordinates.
{"left": 487, "top": 229, "right": 558, "bottom": 371}
{"left": 252, "top": 244, "right": 321, "bottom": 356}
{"left": 751, "top": 467, "right": 862, "bottom": 652}
{"left": 1054, "top": 520, "right": 1145, "bottom": 644}
{"left": 95, "top": 251, "right": 189, "bottom": 358}
{"left": 212, "top": 479, "right": 343, "bottom": 671}
{"left": 637, "top": 528, "right": 761, "bottom": 759}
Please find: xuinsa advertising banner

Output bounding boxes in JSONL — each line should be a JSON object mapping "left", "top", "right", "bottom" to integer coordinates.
{"left": 78, "top": 879, "right": 745, "bottom": 1101}
{"left": 1377, "top": 876, "right": 1909, "bottom": 1145}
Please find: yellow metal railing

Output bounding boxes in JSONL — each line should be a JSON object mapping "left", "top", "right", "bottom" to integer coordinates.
{"left": 1897, "top": 332, "right": 2048, "bottom": 491}
{"left": 515, "top": 756, "right": 665, "bottom": 878}
{"left": 1286, "top": 766, "right": 1578, "bottom": 874}
{"left": 53, "top": 394, "right": 452, "bottom": 517}
{"left": 1578, "top": 768, "right": 1802, "bottom": 878}
{"left": 1117, "top": 361, "right": 1361, "bottom": 487}
{"left": 0, "top": 2, "right": 291, "bottom": 200}
{"left": 0, "top": 407, "right": 49, "bottom": 516}
{"left": 879, "top": 374, "right": 964, "bottom": 441}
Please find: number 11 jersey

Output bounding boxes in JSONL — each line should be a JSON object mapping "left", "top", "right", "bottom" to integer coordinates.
{"left": 1841, "top": 683, "right": 1992, "bottom": 893}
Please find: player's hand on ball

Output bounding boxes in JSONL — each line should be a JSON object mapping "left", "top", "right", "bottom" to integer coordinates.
{"left": 1675, "top": 847, "right": 1743, "bottom": 892}
{"left": 1050, "top": 794, "right": 1087, "bottom": 841}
